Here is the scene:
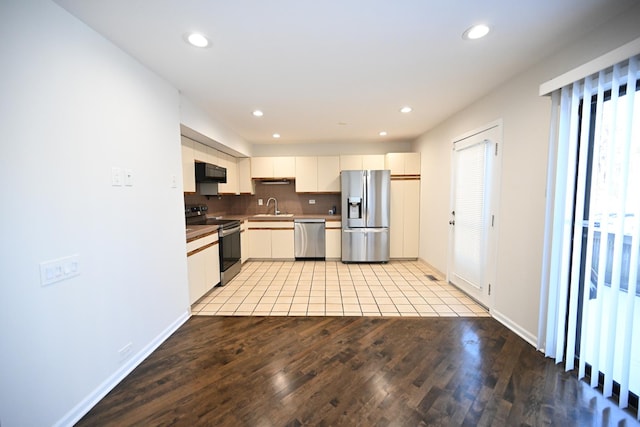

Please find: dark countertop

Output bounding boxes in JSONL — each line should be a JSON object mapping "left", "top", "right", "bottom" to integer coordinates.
{"left": 241, "top": 214, "right": 341, "bottom": 222}
{"left": 205, "top": 213, "right": 341, "bottom": 222}
{"left": 186, "top": 214, "right": 341, "bottom": 242}
{"left": 186, "top": 224, "right": 219, "bottom": 242}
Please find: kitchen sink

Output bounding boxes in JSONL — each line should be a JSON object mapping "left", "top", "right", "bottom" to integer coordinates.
{"left": 253, "top": 213, "right": 294, "bottom": 217}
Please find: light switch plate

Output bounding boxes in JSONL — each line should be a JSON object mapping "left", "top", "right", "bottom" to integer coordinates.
{"left": 40, "top": 255, "right": 80, "bottom": 286}
{"left": 111, "top": 167, "right": 122, "bottom": 186}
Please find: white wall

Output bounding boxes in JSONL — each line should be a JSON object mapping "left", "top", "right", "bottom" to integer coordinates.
{"left": 180, "top": 94, "right": 252, "bottom": 157}
{"left": 413, "top": 3, "right": 640, "bottom": 344}
{"left": 0, "top": 1, "right": 190, "bottom": 426}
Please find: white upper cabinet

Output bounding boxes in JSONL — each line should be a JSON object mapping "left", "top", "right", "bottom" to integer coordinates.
{"left": 238, "top": 158, "right": 254, "bottom": 194}
{"left": 251, "top": 157, "right": 273, "bottom": 178}
{"left": 340, "top": 154, "right": 385, "bottom": 170}
{"left": 317, "top": 156, "right": 340, "bottom": 192}
{"left": 217, "top": 152, "right": 238, "bottom": 194}
{"left": 181, "top": 136, "right": 195, "bottom": 193}
{"left": 339, "top": 155, "right": 362, "bottom": 170}
{"left": 295, "top": 156, "right": 317, "bottom": 192}
{"left": 179, "top": 133, "right": 248, "bottom": 194}
{"left": 363, "top": 154, "right": 385, "bottom": 170}
{"left": 385, "top": 152, "right": 421, "bottom": 175}
{"left": 251, "top": 157, "right": 296, "bottom": 178}
{"left": 192, "top": 141, "right": 210, "bottom": 163}
{"left": 273, "top": 157, "right": 295, "bottom": 177}
{"left": 295, "top": 156, "right": 340, "bottom": 193}
{"left": 206, "top": 146, "right": 219, "bottom": 165}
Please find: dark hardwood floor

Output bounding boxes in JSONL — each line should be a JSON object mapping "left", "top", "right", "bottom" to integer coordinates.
{"left": 77, "top": 316, "right": 639, "bottom": 426}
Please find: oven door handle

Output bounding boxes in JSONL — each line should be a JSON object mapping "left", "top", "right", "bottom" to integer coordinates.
{"left": 219, "top": 226, "right": 241, "bottom": 237}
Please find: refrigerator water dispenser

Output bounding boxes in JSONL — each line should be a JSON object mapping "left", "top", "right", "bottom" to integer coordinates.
{"left": 348, "top": 197, "right": 362, "bottom": 219}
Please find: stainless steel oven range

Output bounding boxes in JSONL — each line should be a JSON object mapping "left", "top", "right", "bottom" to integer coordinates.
{"left": 185, "top": 205, "right": 241, "bottom": 286}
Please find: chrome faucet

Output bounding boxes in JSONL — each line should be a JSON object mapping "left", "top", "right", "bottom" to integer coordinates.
{"left": 266, "top": 197, "right": 279, "bottom": 215}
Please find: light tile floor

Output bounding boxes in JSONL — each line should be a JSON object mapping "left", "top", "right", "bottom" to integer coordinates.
{"left": 191, "top": 260, "right": 490, "bottom": 317}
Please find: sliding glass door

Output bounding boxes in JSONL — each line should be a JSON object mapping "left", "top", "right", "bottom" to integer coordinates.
{"left": 573, "top": 75, "right": 639, "bottom": 409}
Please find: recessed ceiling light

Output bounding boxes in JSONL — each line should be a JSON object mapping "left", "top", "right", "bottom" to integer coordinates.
{"left": 400, "top": 106, "right": 412, "bottom": 114}
{"left": 272, "top": 133, "right": 281, "bottom": 139}
{"left": 252, "top": 110, "right": 264, "bottom": 117}
{"left": 462, "top": 24, "right": 490, "bottom": 40}
{"left": 185, "top": 32, "right": 210, "bottom": 48}
{"left": 379, "top": 131, "right": 388, "bottom": 137}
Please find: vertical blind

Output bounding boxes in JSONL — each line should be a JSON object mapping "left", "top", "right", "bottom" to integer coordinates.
{"left": 540, "top": 54, "right": 639, "bottom": 419}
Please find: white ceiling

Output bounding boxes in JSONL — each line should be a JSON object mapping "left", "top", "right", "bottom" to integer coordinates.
{"left": 54, "top": 0, "right": 636, "bottom": 145}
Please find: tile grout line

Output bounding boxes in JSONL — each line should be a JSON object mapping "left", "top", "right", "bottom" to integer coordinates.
{"left": 194, "top": 260, "right": 488, "bottom": 318}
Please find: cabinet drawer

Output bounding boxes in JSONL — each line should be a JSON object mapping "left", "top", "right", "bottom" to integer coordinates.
{"left": 247, "top": 221, "right": 294, "bottom": 229}
{"left": 186, "top": 233, "right": 218, "bottom": 254}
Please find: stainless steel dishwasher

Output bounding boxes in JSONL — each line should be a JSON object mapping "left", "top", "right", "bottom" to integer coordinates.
{"left": 294, "top": 218, "right": 326, "bottom": 259}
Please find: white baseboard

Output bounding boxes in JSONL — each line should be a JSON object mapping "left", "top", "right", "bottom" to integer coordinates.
{"left": 416, "top": 257, "right": 446, "bottom": 278}
{"left": 491, "top": 308, "right": 538, "bottom": 348}
{"left": 416, "top": 258, "right": 539, "bottom": 350}
{"left": 54, "top": 310, "right": 191, "bottom": 427}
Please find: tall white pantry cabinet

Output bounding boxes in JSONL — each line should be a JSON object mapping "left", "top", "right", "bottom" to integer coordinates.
{"left": 386, "top": 153, "right": 421, "bottom": 259}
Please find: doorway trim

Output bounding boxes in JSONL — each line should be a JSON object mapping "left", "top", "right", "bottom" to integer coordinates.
{"left": 447, "top": 119, "right": 503, "bottom": 312}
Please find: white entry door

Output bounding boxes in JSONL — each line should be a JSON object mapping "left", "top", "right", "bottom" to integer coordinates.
{"left": 448, "top": 122, "right": 502, "bottom": 308}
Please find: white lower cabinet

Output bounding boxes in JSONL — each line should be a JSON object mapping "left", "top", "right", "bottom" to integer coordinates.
{"left": 240, "top": 221, "right": 249, "bottom": 263}
{"left": 325, "top": 221, "right": 341, "bottom": 259}
{"left": 390, "top": 179, "right": 420, "bottom": 259}
{"left": 271, "top": 229, "right": 295, "bottom": 258}
{"left": 249, "top": 229, "right": 272, "bottom": 258}
{"left": 186, "top": 233, "right": 220, "bottom": 304}
{"left": 187, "top": 250, "right": 206, "bottom": 304}
{"left": 248, "top": 221, "right": 294, "bottom": 259}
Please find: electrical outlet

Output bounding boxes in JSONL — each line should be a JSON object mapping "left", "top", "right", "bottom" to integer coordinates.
{"left": 258, "top": 199, "right": 263, "bottom": 206}
{"left": 40, "top": 255, "right": 80, "bottom": 286}
{"left": 309, "top": 199, "right": 316, "bottom": 204}
{"left": 118, "top": 342, "right": 133, "bottom": 362}
{"left": 124, "top": 169, "right": 133, "bottom": 186}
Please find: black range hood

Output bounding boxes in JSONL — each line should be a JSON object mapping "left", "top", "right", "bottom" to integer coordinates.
{"left": 195, "top": 162, "right": 227, "bottom": 183}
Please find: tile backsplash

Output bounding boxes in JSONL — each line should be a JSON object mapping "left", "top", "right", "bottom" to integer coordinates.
{"left": 184, "top": 181, "right": 341, "bottom": 217}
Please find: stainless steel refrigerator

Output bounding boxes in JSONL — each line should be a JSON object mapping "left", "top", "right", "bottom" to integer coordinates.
{"left": 341, "top": 170, "right": 390, "bottom": 262}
